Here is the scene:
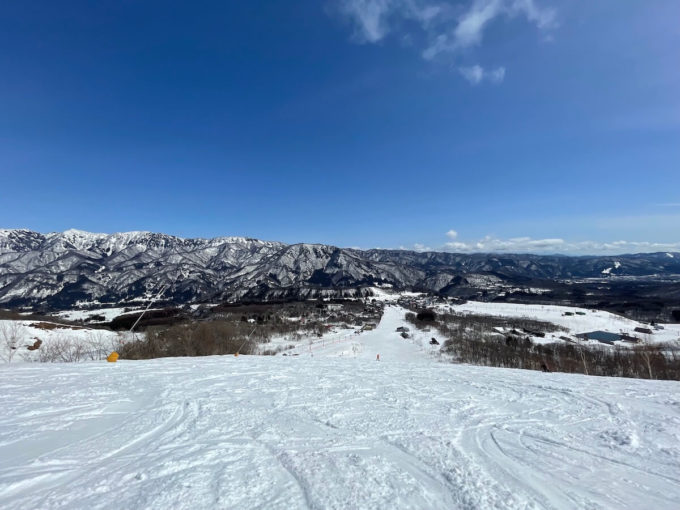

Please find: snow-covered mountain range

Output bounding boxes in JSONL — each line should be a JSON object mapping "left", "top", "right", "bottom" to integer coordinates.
{"left": 1, "top": 229, "right": 679, "bottom": 310}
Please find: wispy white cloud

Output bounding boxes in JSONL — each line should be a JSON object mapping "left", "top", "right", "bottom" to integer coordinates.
{"left": 338, "top": 0, "right": 392, "bottom": 43}
{"left": 424, "top": 0, "right": 556, "bottom": 58}
{"left": 435, "top": 235, "right": 680, "bottom": 254}
{"left": 459, "top": 64, "right": 505, "bottom": 84}
{"left": 452, "top": 0, "right": 504, "bottom": 49}
{"left": 336, "top": 0, "right": 555, "bottom": 82}
{"left": 488, "top": 66, "right": 506, "bottom": 83}
{"left": 402, "top": 230, "right": 680, "bottom": 254}
{"left": 337, "top": 0, "right": 443, "bottom": 43}
{"left": 511, "top": 0, "right": 556, "bottom": 30}
{"left": 459, "top": 64, "right": 484, "bottom": 84}
{"left": 413, "top": 242, "right": 432, "bottom": 252}
{"left": 337, "top": 1, "right": 555, "bottom": 52}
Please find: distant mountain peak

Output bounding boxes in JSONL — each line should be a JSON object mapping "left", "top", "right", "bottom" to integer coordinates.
{"left": 1, "top": 229, "right": 680, "bottom": 310}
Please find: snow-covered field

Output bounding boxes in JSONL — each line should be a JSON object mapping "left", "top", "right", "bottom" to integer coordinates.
{"left": 0, "top": 320, "right": 124, "bottom": 363}
{"left": 443, "top": 301, "right": 680, "bottom": 346}
{"left": 369, "top": 286, "right": 424, "bottom": 303}
{"left": 2, "top": 306, "right": 680, "bottom": 509}
{"left": 53, "top": 307, "right": 160, "bottom": 323}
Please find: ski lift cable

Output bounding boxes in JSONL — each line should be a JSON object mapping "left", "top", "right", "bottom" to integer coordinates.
{"left": 129, "top": 284, "right": 169, "bottom": 334}
{"left": 109, "top": 273, "right": 181, "bottom": 360}
{"left": 109, "top": 283, "right": 170, "bottom": 361}
{"left": 128, "top": 270, "right": 184, "bottom": 335}
{"left": 235, "top": 326, "right": 258, "bottom": 356}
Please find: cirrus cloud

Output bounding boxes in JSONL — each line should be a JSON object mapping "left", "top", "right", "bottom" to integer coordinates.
{"left": 337, "top": 0, "right": 444, "bottom": 43}
{"left": 335, "top": 0, "right": 556, "bottom": 81}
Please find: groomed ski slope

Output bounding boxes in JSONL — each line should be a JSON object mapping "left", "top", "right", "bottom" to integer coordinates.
{"left": 286, "top": 305, "right": 439, "bottom": 361}
{"left": 1, "top": 309, "right": 680, "bottom": 509}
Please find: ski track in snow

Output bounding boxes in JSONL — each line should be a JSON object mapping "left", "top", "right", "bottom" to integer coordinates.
{"left": 1, "top": 308, "right": 680, "bottom": 509}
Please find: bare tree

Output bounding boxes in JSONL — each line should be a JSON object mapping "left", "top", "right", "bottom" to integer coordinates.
{"left": 36, "top": 335, "right": 86, "bottom": 363}
{"left": 636, "top": 347, "right": 655, "bottom": 379}
{"left": 0, "top": 321, "right": 22, "bottom": 363}
{"left": 578, "top": 346, "right": 589, "bottom": 376}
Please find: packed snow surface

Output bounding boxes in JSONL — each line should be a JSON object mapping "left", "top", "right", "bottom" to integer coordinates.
{"left": 2, "top": 361, "right": 680, "bottom": 508}
{"left": 285, "top": 305, "right": 439, "bottom": 360}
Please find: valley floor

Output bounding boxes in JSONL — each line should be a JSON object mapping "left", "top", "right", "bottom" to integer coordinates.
{"left": 2, "top": 340, "right": 680, "bottom": 509}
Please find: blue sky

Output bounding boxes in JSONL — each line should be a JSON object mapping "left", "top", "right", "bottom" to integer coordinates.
{"left": 1, "top": 1, "right": 679, "bottom": 254}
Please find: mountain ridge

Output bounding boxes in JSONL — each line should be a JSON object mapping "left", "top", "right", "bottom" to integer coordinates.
{"left": 1, "top": 229, "right": 679, "bottom": 310}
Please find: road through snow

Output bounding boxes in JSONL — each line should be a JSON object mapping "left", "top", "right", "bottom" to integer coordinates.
{"left": 1, "top": 311, "right": 680, "bottom": 509}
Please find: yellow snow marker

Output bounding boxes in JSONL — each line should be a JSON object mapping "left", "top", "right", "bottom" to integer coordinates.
{"left": 107, "top": 352, "right": 119, "bottom": 363}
